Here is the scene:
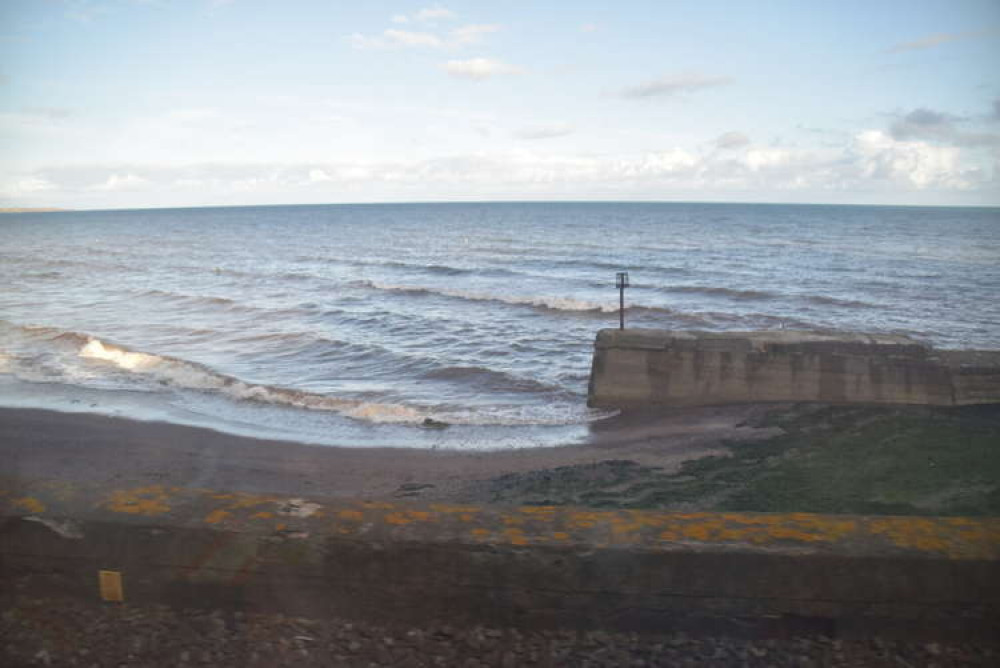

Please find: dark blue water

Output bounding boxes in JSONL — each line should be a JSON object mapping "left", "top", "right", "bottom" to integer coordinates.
{"left": 2, "top": 202, "right": 997, "bottom": 447}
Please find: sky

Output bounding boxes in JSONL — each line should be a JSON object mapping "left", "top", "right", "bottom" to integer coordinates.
{"left": 1, "top": 0, "right": 999, "bottom": 210}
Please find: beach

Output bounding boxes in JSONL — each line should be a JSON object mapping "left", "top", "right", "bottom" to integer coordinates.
{"left": 0, "top": 404, "right": 775, "bottom": 503}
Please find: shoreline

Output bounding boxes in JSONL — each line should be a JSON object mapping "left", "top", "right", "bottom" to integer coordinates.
{"left": 0, "top": 405, "right": 773, "bottom": 502}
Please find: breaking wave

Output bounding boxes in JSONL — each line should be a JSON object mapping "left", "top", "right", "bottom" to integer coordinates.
{"left": 0, "top": 321, "right": 425, "bottom": 424}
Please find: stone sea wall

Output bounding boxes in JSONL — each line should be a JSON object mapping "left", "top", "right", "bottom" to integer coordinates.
{"left": 588, "top": 329, "right": 1000, "bottom": 409}
{"left": 2, "top": 480, "right": 999, "bottom": 640}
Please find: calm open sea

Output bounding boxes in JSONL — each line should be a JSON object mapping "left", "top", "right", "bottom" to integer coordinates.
{"left": 2, "top": 202, "right": 998, "bottom": 448}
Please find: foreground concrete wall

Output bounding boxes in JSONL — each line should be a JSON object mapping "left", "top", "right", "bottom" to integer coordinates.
{"left": 588, "top": 329, "right": 1000, "bottom": 409}
{"left": 2, "top": 479, "right": 999, "bottom": 638}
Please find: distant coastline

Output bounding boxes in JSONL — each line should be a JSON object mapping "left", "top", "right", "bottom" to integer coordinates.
{"left": 0, "top": 207, "right": 68, "bottom": 213}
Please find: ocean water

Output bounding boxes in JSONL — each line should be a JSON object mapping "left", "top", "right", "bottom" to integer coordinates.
{"left": 2, "top": 202, "right": 998, "bottom": 449}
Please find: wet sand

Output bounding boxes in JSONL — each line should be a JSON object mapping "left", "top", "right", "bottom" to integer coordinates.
{"left": 0, "top": 405, "right": 779, "bottom": 503}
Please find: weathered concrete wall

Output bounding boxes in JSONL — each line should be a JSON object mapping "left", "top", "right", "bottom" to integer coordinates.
{"left": 588, "top": 329, "right": 1000, "bottom": 409}
{"left": 2, "top": 479, "right": 999, "bottom": 639}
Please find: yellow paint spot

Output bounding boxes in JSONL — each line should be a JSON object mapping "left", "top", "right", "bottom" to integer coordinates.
{"left": 105, "top": 486, "right": 170, "bottom": 516}
{"left": 471, "top": 528, "right": 490, "bottom": 538}
{"left": 504, "top": 528, "right": 529, "bottom": 546}
{"left": 12, "top": 496, "right": 46, "bottom": 514}
{"left": 552, "top": 532, "right": 570, "bottom": 541}
{"left": 362, "top": 501, "right": 395, "bottom": 510}
{"left": 518, "top": 506, "right": 558, "bottom": 515}
{"left": 98, "top": 570, "right": 124, "bottom": 603}
{"left": 460, "top": 513, "right": 475, "bottom": 522}
{"left": 430, "top": 504, "right": 481, "bottom": 514}
{"left": 204, "top": 509, "right": 230, "bottom": 524}
{"left": 384, "top": 510, "right": 435, "bottom": 525}
{"left": 337, "top": 510, "right": 364, "bottom": 521}
{"left": 251, "top": 511, "right": 274, "bottom": 520}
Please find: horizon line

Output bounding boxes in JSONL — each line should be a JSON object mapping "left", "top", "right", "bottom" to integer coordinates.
{"left": 5, "top": 199, "right": 1000, "bottom": 215}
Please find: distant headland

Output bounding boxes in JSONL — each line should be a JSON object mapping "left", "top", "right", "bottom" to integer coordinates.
{"left": 0, "top": 207, "right": 68, "bottom": 213}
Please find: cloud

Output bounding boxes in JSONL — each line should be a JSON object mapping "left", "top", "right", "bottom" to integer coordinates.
{"left": 6, "top": 123, "right": 997, "bottom": 209}
{"left": 383, "top": 29, "right": 444, "bottom": 48}
{"left": 514, "top": 123, "right": 573, "bottom": 140}
{"left": 715, "top": 131, "right": 750, "bottom": 150}
{"left": 889, "top": 108, "right": 956, "bottom": 141}
{"left": 850, "top": 130, "right": 973, "bottom": 189}
{"left": 889, "top": 107, "right": 1000, "bottom": 148}
{"left": 349, "top": 22, "right": 499, "bottom": 50}
{"left": 390, "top": 14, "right": 408, "bottom": 24}
{"left": 451, "top": 24, "right": 501, "bottom": 46}
{"left": 887, "top": 30, "right": 991, "bottom": 53}
{"left": 350, "top": 29, "right": 444, "bottom": 49}
{"left": 442, "top": 58, "right": 522, "bottom": 80}
{"left": 621, "top": 73, "right": 733, "bottom": 99}
{"left": 91, "top": 173, "right": 149, "bottom": 191}
{"left": 1, "top": 176, "right": 56, "bottom": 197}
{"left": 415, "top": 5, "right": 456, "bottom": 22}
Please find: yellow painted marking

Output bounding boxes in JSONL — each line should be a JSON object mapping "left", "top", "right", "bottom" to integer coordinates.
{"left": 385, "top": 510, "right": 433, "bottom": 525}
{"left": 430, "top": 504, "right": 481, "bottom": 514}
{"left": 251, "top": 511, "right": 274, "bottom": 520}
{"left": 471, "top": 528, "right": 490, "bottom": 538}
{"left": 105, "top": 486, "right": 170, "bottom": 516}
{"left": 204, "top": 509, "right": 230, "bottom": 524}
{"left": 12, "top": 496, "right": 46, "bottom": 514}
{"left": 337, "top": 510, "right": 364, "bottom": 521}
{"left": 98, "top": 570, "right": 124, "bottom": 603}
{"left": 552, "top": 532, "right": 570, "bottom": 541}
{"left": 503, "top": 528, "right": 529, "bottom": 545}
{"left": 518, "top": 506, "right": 558, "bottom": 515}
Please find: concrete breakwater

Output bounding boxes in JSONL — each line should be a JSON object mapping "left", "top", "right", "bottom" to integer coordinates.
{"left": 588, "top": 329, "right": 1000, "bottom": 409}
{"left": 2, "top": 479, "right": 999, "bottom": 640}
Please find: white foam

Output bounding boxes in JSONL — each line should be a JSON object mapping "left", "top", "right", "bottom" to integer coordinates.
{"left": 360, "top": 280, "right": 618, "bottom": 313}
{"left": 74, "top": 336, "right": 424, "bottom": 424}
{"left": 79, "top": 339, "right": 162, "bottom": 371}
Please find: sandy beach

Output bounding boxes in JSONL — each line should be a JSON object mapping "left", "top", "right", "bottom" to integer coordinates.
{"left": 0, "top": 405, "right": 777, "bottom": 503}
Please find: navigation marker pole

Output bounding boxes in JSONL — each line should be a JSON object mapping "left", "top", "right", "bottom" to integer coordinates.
{"left": 616, "top": 271, "right": 630, "bottom": 330}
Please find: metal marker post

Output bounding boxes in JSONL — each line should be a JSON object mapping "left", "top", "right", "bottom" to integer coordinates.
{"left": 616, "top": 271, "right": 629, "bottom": 330}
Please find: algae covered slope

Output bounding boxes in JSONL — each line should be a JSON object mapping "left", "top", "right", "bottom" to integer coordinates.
{"left": 474, "top": 404, "right": 1000, "bottom": 516}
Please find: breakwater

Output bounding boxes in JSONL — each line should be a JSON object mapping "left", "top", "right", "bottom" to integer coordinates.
{"left": 588, "top": 329, "right": 1000, "bottom": 409}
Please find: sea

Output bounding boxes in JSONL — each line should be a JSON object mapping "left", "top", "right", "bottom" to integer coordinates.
{"left": 2, "top": 202, "right": 998, "bottom": 449}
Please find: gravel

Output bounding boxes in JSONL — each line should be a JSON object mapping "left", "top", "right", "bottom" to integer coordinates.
{"left": 1, "top": 595, "right": 996, "bottom": 667}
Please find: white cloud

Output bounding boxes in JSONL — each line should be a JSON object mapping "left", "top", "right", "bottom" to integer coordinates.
{"left": 451, "top": 24, "right": 501, "bottom": 45}
{"left": 390, "top": 14, "right": 408, "bottom": 24}
{"left": 91, "top": 173, "right": 149, "bottom": 191}
{"left": 384, "top": 29, "right": 443, "bottom": 48}
{"left": 1, "top": 176, "right": 56, "bottom": 196}
{"left": 5, "top": 125, "right": 996, "bottom": 209}
{"left": 514, "top": 123, "right": 574, "bottom": 140}
{"left": 887, "top": 30, "right": 991, "bottom": 53}
{"left": 350, "top": 29, "right": 444, "bottom": 49}
{"left": 308, "top": 168, "right": 332, "bottom": 184}
{"left": 850, "top": 130, "right": 972, "bottom": 189}
{"left": 350, "top": 23, "right": 499, "bottom": 50}
{"left": 715, "top": 131, "right": 750, "bottom": 150}
{"left": 415, "top": 5, "right": 456, "bottom": 22}
{"left": 442, "top": 58, "right": 522, "bottom": 80}
{"left": 621, "top": 73, "right": 734, "bottom": 99}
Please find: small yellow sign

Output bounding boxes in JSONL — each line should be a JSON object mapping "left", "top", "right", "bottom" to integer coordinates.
{"left": 98, "top": 570, "right": 124, "bottom": 603}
